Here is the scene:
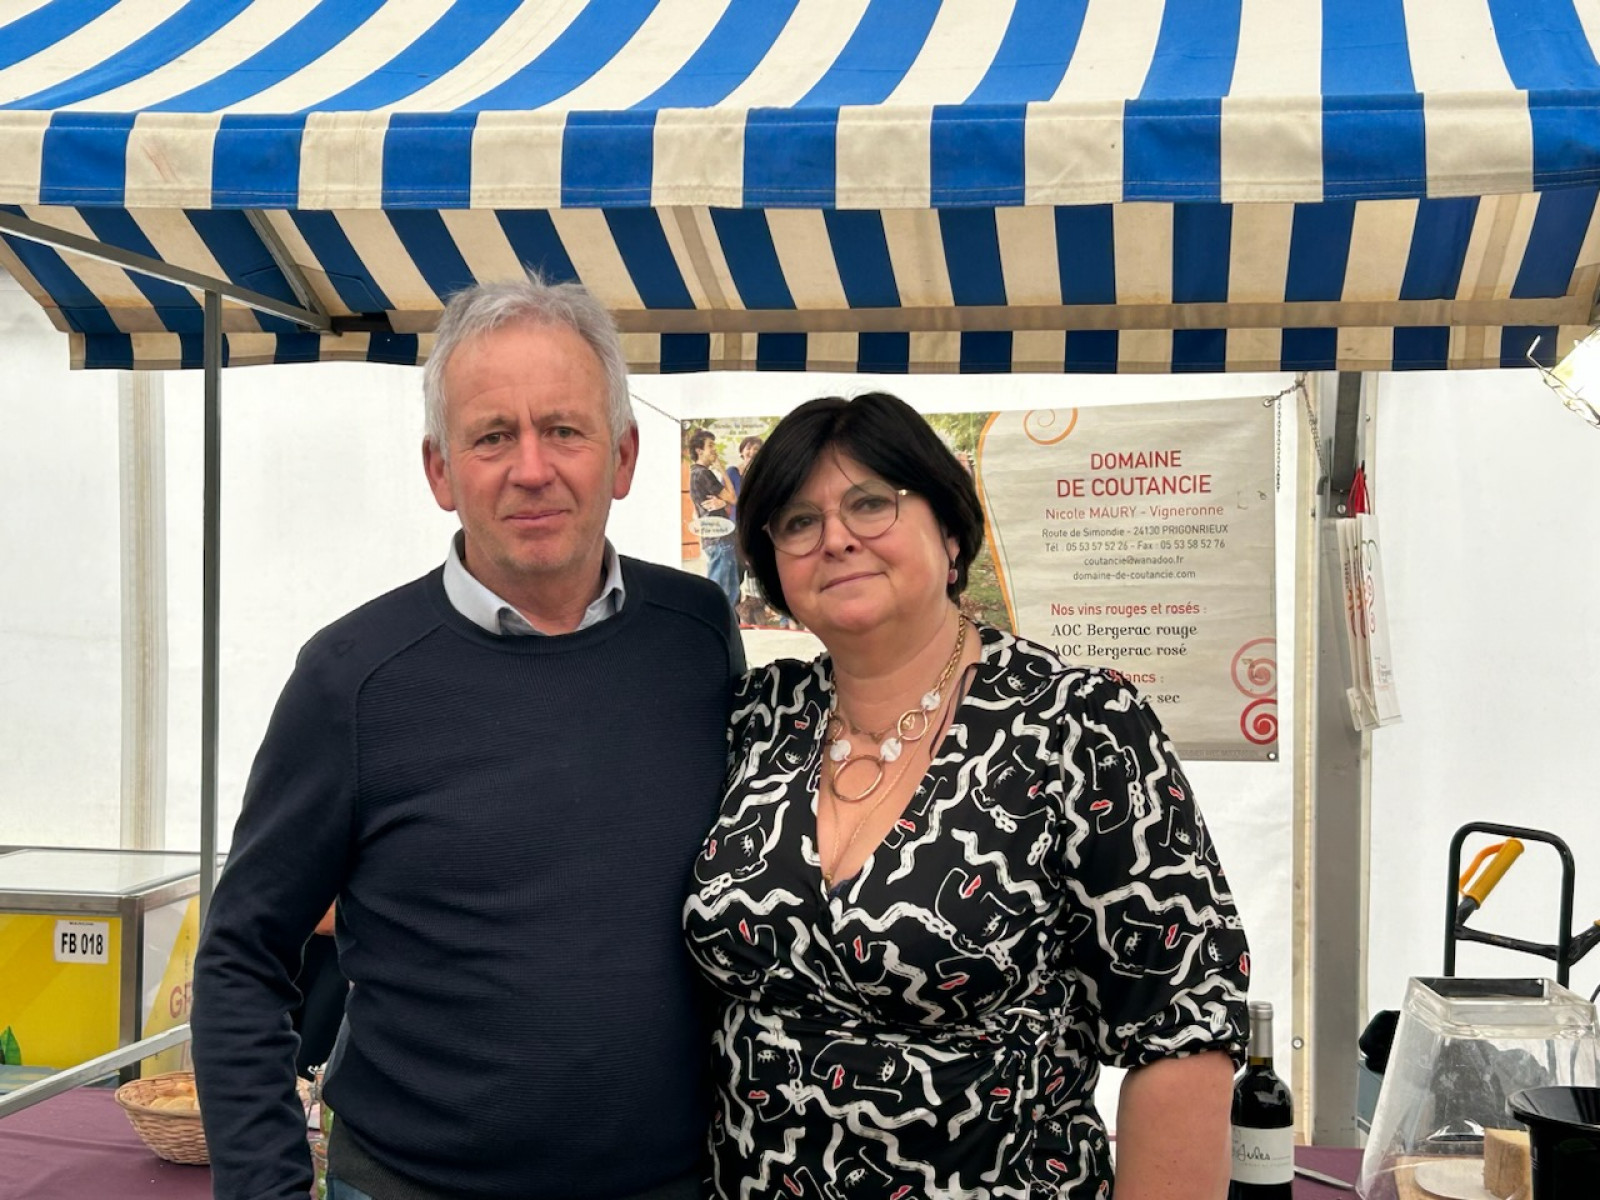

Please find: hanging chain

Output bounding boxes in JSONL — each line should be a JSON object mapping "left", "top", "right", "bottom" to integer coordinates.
{"left": 628, "top": 389, "right": 679, "bottom": 424}
{"left": 1265, "top": 374, "right": 1309, "bottom": 495}
{"left": 1273, "top": 389, "right": 1283, "bottom": 494}
{"left": 1297, "top": 376, "right": 1330, "bottom": 486}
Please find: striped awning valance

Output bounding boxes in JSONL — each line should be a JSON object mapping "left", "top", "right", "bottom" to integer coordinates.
{"left": 2, "top": 0, "right": 1598, "bottom": 373}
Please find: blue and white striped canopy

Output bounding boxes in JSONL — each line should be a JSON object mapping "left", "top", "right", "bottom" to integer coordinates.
{"left": 1, "top": 0, "right": 1598, "bottom": 374}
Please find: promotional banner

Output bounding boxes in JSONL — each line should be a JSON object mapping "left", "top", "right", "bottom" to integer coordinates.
{"left": 978, "top": 398, "right": 1277, "bottom": 760}
{"left": 679, "top": 398, "right": 1276, "bottom": 759}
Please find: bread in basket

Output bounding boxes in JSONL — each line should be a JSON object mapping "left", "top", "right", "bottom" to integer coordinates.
{"left": 115, "top": 1069, "right": 311, "bottom": 1166}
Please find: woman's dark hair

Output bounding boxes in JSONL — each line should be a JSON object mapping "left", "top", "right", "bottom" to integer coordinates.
{"left": 735, "top": 392, "right": 985, "bottom": 617}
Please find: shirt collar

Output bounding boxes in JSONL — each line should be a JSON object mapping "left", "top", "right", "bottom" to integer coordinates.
{"left": 442, "top": 532, "right": 625, "bottom": 636}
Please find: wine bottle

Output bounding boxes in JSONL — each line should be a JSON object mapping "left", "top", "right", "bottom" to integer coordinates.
{"left": 1228, "top": 1000, "right": 1294, "bottom": 1199}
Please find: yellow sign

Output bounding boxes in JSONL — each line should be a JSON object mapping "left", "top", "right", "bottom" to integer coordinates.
{"left": 0, "top": 913, "right": 122, "bottom": 1068}
{"left": 142, "top": 896, "right": 200, "bottom": 1073}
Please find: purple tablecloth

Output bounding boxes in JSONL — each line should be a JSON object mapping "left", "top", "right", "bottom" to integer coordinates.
{"left": 0, "top": 1092, "right": 1361, "bottom": 1200}
{"left": 0, "top": 1087, "right": 214, "bottom": 1200}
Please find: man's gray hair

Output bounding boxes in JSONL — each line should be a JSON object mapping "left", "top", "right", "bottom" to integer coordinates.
{"left": 423, "top": 270, "right": 634, "bottom": 455}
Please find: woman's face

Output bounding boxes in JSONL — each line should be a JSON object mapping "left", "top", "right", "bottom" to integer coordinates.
{"left": 773, "top": 451, "right": 957, "bottom": 643}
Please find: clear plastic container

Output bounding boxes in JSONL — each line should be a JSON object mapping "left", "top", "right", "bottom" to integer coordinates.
{"left": 1357, "top": 978, "right": 1598, "bottom": 1200}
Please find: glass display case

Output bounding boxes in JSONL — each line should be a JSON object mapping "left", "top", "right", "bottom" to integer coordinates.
{"left": 1357, "top": 977, "right": 1599, "bottom": 1200}
{"left": 0, "top": 848, "right": 202, "bottom": 1091}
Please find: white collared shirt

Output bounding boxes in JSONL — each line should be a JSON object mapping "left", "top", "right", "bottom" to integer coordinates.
{"left": 442, "top": 532, "right": 626, "bottom": 636}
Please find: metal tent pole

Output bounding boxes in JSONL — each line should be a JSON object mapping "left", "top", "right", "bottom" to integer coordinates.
{"left": 199, "top": 291, "right": 222, "bottom": 925}
{"left": 0, "top": 209, "right": 328, "bottom": 331}
{"left": 1308, "top": 370, "right": 1370, "bottom": 1146}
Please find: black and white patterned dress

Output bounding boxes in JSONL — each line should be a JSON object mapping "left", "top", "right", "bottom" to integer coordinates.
{"left": 683, "top": 625, "right": 1250, "bottom": 1200}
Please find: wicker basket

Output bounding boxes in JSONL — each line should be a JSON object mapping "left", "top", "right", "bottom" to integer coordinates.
{"left": 114, "top": 1071, "right": 209, "bottom": 1165}
{"left": 115, "top": 1070, "right": 313, "bottom": 1166}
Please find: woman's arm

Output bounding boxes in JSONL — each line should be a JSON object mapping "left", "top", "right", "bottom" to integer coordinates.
{"left": 1113, "top": 1050, "right": 1235, "bottom": 1200}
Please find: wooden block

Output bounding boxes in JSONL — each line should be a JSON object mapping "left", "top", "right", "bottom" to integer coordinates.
{"left": 1483, "top": 1128, "right": 1531, "bottom": 1199}
{"left": 1394, "top": 1164, "right": 1425, "bottom": 1200}
{"left": 1388, "top": 1155, "right": 1499, "bottom": 1200}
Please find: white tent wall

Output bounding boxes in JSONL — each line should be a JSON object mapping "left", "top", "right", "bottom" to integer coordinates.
{"left": 157, "top": 357, "right": 456, "bottom": 847}
{"left": 0, "top": 269, "right": 124, "bottom": 844}
{"left": 1367, "top": 373, "right": 1600, "bottom": 1014}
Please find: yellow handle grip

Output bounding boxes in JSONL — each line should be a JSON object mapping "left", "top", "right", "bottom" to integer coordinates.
{"left": 1464, "top": 838, "right": 1524, "bottom": 907}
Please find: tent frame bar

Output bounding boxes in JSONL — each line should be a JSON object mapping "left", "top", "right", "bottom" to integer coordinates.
{"left": 199, "top": 292, "right": 222, "bottom": 925}
{"left": 1328, "top": 373, "right": 1363, "bottom": 513}
{"left": 0, "top": 1025, "right": 191, "bottom": 1119}
{"left": 1309, "top": 372, "right": 1370, "bottom": 1146}
{"left": 244, "top": 210, "right": 327, "bottom": 322}
{"left": 604, "top": 297, "right": 1585, "bottom": 335}
{"left": 0, "top": 211, "right": 328, "bottom": 331}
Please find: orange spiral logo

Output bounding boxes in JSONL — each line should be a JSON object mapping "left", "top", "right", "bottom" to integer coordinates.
{"left": 1230, "top": 638, "right": 1277, "bottom": 697}
{"left": 1022, "top": 409, "right": 1079, "bottom": 446}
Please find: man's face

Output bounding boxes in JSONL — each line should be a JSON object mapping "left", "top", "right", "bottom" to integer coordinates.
{"left": 424, "top": 321, "right": 638, "bottom": 605}
{"left": 696, "top": 440, "right": 718, "bottom": 467}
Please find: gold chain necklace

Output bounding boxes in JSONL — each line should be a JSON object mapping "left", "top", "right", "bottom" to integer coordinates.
{"left": 823, "top": 617, "right": 968, "bottom": 804}
{"left": 820, "top": 756, "right": 916, "bottom": 890}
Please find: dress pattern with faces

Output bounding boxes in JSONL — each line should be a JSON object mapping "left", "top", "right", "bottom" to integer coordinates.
{"left": 684, "top": 626, "right": 1251, "bottom": 1200}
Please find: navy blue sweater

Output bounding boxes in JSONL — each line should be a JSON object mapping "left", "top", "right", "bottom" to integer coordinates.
{"left": 192, "top": 561, "right": 741, "bottom": 1200}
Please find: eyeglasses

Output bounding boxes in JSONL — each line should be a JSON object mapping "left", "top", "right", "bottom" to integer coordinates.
{"left": 765, "top": 481, "right": 909, "bottom": 556}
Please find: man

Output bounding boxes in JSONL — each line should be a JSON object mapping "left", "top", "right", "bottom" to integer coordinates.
{"left": 192, "top": 273, "right": 743, "bottom": 1200}
{"left": 686, "top": 429, "right": 739, "bottom": 610}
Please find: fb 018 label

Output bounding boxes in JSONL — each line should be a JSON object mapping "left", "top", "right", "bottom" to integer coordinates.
{"left": 54, "top": 919, "right": 110, "bottom": 964}
{"left": 1231, "top": 1124, "right": 1293, "bottom": 1184}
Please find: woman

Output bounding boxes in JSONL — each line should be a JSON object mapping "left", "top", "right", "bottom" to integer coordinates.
{"left": 684, "top": 392, "right": 1250, "bottom": 1199}
{"left": 726, "top": 434, "right": 764, "bottom": 501}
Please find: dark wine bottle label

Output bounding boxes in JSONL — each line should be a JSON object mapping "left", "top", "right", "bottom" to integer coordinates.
{"left": 1230, "top": 1125, "right": 1293, "bottom": 1184}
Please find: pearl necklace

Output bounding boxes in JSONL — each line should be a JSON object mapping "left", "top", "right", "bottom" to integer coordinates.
{"left": 824, "top": 617, "right": 969, "bottom": 804}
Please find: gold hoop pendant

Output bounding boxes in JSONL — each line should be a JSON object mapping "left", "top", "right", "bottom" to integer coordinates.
{"left": 896, "top": 708, "right": 931, "bottom": 742}
{"left": 830, "top": 755, "right": 884, "bottom": 803}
